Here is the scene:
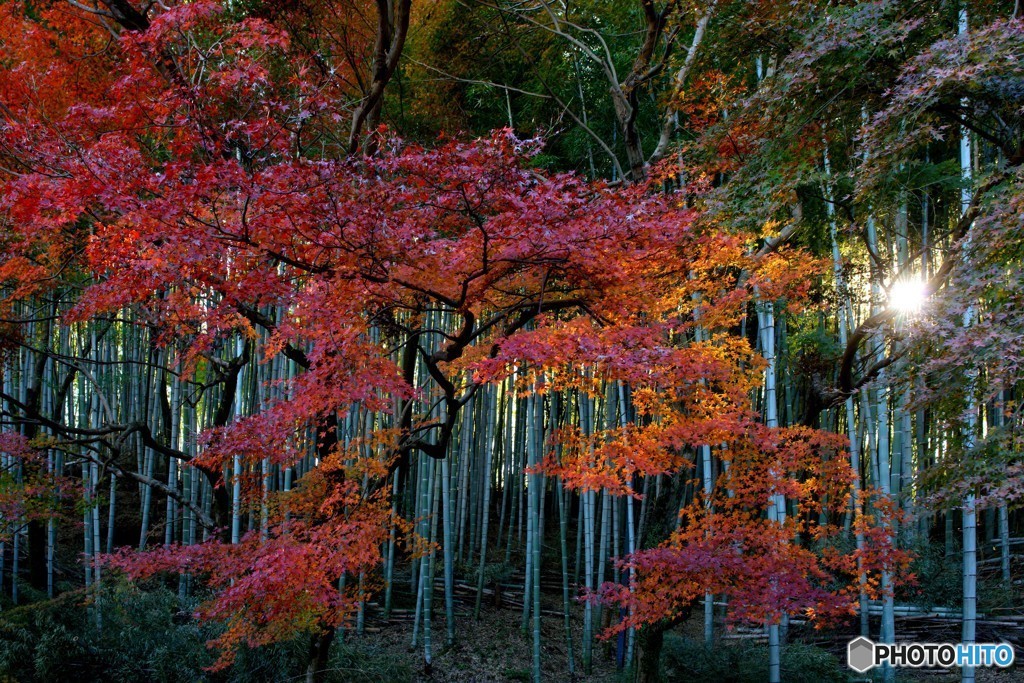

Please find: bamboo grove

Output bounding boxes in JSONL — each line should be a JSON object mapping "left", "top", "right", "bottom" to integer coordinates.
{"left": 0, "top": 0, "right": 1022, "bottom": 682}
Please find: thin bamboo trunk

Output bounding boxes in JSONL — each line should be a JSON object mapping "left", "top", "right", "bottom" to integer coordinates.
{"left": 474, "top": 384, "right": 498, "bottom": 619}
{"left": 232, "top": 337, "right": 245, "bottom": 545}
{"left": 959, "top": 11, "right": 977, "bottom": 679}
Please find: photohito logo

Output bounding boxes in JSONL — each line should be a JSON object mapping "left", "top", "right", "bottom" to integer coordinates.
{"left": 847, "top": 637, "right": 1015, "bottom": 673}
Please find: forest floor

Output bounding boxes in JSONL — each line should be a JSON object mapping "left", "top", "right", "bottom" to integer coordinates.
{"left": 337, "top": 572, "right": 1024, "bottom": 682}
{"left": 351, "top": 574, "right": 620, "bottom": 682}
{"left": 348, "top": 608, "right": 1024, "bottom": 682}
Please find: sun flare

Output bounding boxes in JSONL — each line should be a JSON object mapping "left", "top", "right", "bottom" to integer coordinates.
{"left": 888, "top": 279, "right": 927, "bottom": 315}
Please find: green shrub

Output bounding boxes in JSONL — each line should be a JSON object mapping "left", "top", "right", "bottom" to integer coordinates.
{"left": 0, "top": 582, "right": 213, "bottom": 682}
{"left": 899, "top": 542, "right": 962, "bottom": 609}
{"left": 662, "top": 634, "right": 848, "bottom": 683}
{"left": 324, "top": 640, "right": 414, "bottom": 683}
{"left": 0, "top": 579, "right": 414, "bottom": 683}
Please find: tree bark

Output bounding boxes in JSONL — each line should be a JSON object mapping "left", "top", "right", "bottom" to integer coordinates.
{"left": 305, "top": 627, "right": 336, "bottom": 683}
{"left": 635, "top": 623, "right": 666, "bottom": 683}
{"left": 634, "top": 609, "right": 690, "bottom": 683}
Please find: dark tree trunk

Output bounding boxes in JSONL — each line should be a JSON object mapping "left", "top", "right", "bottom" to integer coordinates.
{"left": 635, "top": 623, "right": 667, "bottom": 683}
{"left": 305, "top": 627, "right": 336, "bottom": 683}
{"left": 27, "top": 521, "right": 47, "bottom": 591}
{"left": 635, "top": 606, "right": 692, "bottom": 683}
{"left": 611, "top": 94, "right": 646, "bottom": 181}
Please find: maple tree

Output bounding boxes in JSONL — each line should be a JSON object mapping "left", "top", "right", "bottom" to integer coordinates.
{"left": 3, "top": 63, "right": 868, "bottom": 662}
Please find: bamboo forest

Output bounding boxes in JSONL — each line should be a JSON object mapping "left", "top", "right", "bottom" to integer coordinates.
{"left": 0, "top": 0, "right": 1022, "bottom": 681}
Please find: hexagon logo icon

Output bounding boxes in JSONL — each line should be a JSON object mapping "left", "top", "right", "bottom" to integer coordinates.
{"left": 847, "top": 636, "right": 876, "bottom": 673}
